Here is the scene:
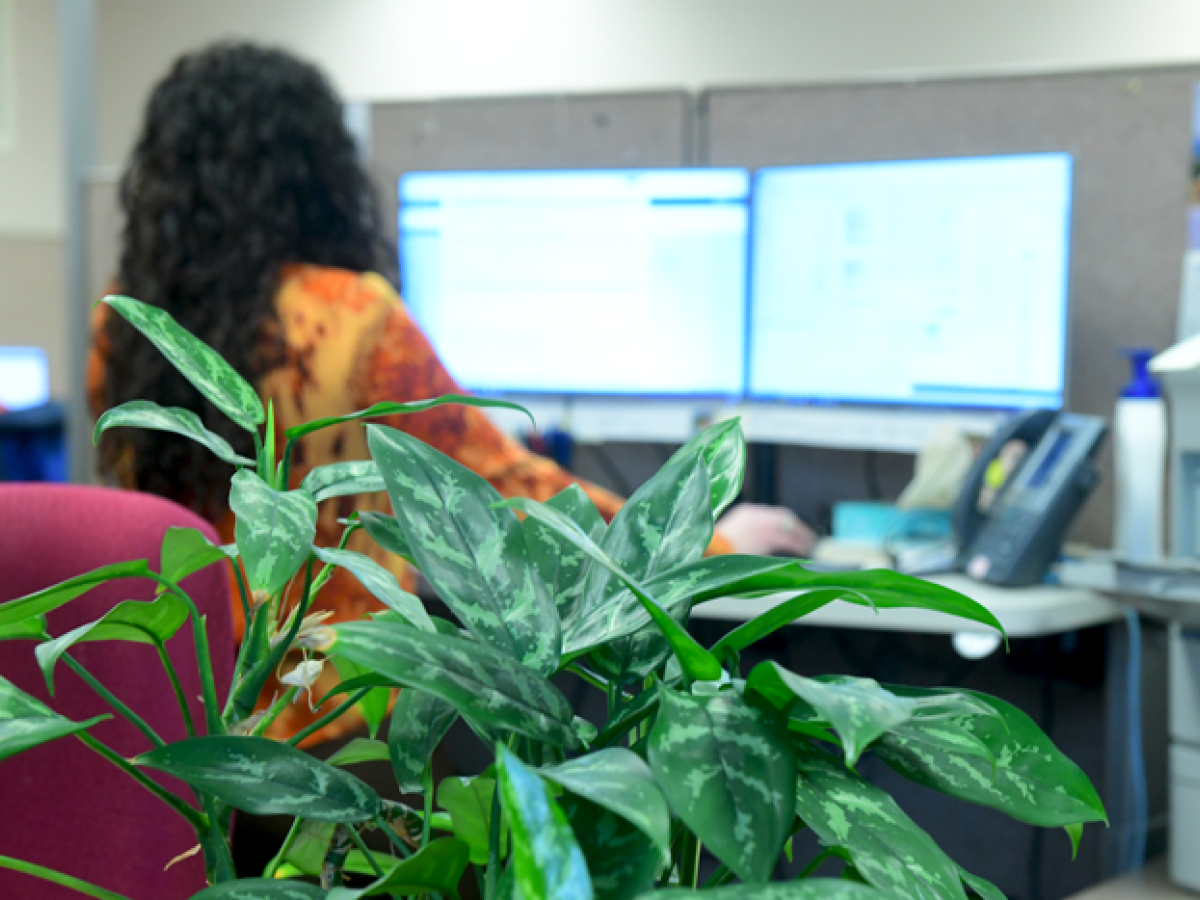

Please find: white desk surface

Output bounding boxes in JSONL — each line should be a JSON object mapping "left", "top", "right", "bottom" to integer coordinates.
{"left": 691, "top": 572, "right": 1123, "bottom": 639}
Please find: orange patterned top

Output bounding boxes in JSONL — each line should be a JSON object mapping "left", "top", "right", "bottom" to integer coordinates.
{"left": 90, "top": 265, "right": 732, "bottom": 743}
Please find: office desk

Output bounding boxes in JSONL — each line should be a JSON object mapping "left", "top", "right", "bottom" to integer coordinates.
{"left": 692, "top": 573, "right": 1123, "bottom": 638}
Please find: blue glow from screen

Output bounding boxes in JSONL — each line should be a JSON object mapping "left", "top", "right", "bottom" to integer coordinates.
{"left": 399, "top": 168, "right": 750, "bottom": 396}
{"left": 748, "top": 153, "right": 1073, "bottom": 410}
{"left": 0, "top": 347, "right": 49, "bottom": 410}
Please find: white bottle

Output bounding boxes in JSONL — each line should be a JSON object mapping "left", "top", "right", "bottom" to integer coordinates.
{"left": 1113, "top": 348, "right": 1168, "bottom": 562}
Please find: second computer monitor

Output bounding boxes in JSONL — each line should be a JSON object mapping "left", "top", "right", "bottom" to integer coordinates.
{"left": 749, "top": 153, "right": 1073, "bottom": 410}
{"left": 399, "top": 168, "right": 750, "bottom": 397}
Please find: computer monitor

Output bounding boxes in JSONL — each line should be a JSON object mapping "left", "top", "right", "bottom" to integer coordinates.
{"left": 0, "top": 347, "right": 49, "bottom": 410}
{"left": 748, "top": 153, "right": 1073, "bottom": 410}
{"left": 398, "top": 168, "right": 750, "bottom": 397}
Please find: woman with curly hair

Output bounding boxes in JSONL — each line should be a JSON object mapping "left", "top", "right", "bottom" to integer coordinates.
{"left": 88, "top": 42, "right": 815, "bottom": 745}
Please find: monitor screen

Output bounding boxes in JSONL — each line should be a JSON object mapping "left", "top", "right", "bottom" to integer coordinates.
{"left": 0, "top": 347, "right": 49, "bottom": 410}
{"left": 748, "top": 153, "right": 1073, "bottom": 409}
{"left": 399, "top": 168, "right": 750, "bottom": 396}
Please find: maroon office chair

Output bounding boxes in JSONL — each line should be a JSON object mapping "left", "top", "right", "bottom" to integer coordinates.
{"left": 0, "top": 484, "right": 235, "bottom": 899}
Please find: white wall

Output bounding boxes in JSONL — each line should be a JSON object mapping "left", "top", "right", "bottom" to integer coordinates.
{"left": 0, "top": 0, "right": 62, "bottom": 235}
{"left": 94, "top": 0, "right": 1200, "bottom": 167}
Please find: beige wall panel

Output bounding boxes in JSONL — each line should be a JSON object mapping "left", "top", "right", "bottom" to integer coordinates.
{"left": 0, "top": 235, "right": 66, "bottom": 397}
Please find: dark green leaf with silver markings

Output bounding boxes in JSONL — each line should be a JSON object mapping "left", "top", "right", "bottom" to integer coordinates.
{"left": 330, "top": 620, "right": 578, "bottom": 748}
{"left": 102, "top": 295, "right": 264, "bottom": 431}
{"left": 391, "top": 688, "right": 459, "bottom": 792}
{"left": 559, "top": 793, "right": 660, "bottom": 900}
{"left": 676, "top": 418, "right": 747, "bottom": 519}
{"left": 0, "top": 560, "right": 149, "bottom": 628}
{"left": 300, "top": 460, "right": 386, "bottom": 502}
{"left": 746, "top": 665, "right": 916, "bottom": 766}
{"left": 523, "top": 483, "right": 606, "bottom": 628}
{"left": 135, "top": 736, "right": 380, "bottom": 823}
{"left": 958, "top": 868, "right": 1006, "bottom": 900}
{"left": 331, "top": 657, "right": 391, "bottom": 739}
{"left": 794, "top": 748, "right": 967, "bottom": 900}
{"left": 95, "top": 401, "right": 255, "bottom": 468}
{"left": 572, "top": 451, "right": 712, "bottom": 656}
{"left": 229, "top": 470, "right": 317, "bottom": 596}
{"left": 498, "top": 498, "right": 721, "bottom": 682}
{"left": 540, "top": 747, "right": 670, "bottom": 852}
{"left": 360, "top": 511, "right": 416, "bottom": 565}
{"left": 313, "top": 545, "right": 433, "bottom": 632}
{"left": 35, "top": 593, "right": 188, "bottom": 693}
{"left": 0, "top": 676, "right": 108, "bottom": 763}
{"left": 498, "top": 745, "right": 593, "bottom": 900}
{"left": 655, "top": 881, "right": 890, "bottom": 900}
{"left": 648, "top": 688, "right": 796, "bottom": 883}
{"left": 189, "top": 880, "right": 327, "bottom": 899}
{"left": 367, "top": 425, "right": 560, "bottom": 674}
{"left": 873, "top": 687, "right": 1107, "bottom": 829}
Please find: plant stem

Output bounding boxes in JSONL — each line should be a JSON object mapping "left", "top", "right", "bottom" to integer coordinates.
{"left": 62, "top": 655, "right": 165, "bottom": 749}
{"left": 702, "top": 864, "right": 734, "bottom": 889}
{"left": 251, "top": 687, "right": 299, "bottom": 737}
{"left": 231, "top": 557, "right": 252, "bottom": 629}
{"left": 485, "top": 780, "right": 502, "bottom": 900}
{"left": 287, "top": 687, "right": 370, "bottom": 747}
{"left": 375, "top": 814, "right": 413, "bottom": 860}
{"left": 679, "top": 831, "right": 702, "bottom": 889}
{"left": 155, "top": 640, "right": 196, "bottom": 738}
{"left": 0, "top": 854, "right": 132, "bottom": 900}
{"left": 278, "top": 436, "right": 297, "bottom": 493}
{"left": 150, "top": 574, "right": 223, "bottom": 736}
{"left": 345, "top": 825, "right": 385, "bottom": 877}
{"left": 307, "top": 523, "right": 359, "bottom": 598}
{"left": 422, "top": 761, "right": 434, "bottom": 848}
{"left": 75, "top": 732, "right": 206, "bottom": 830}
{"left": 200, "top": 795, "right": 236, "bottom": 883}
{"left": 796, "top": 847, "right": 837, "bottom": 880}
{"left": 264, "top": 817, "right": 305, "bottom": 878}
{"left": 565, "top": 663, "right": 607, "bottom": 692}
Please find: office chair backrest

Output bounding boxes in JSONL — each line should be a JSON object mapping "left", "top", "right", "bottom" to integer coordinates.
{"left": 0, "top": 484, "right": 235, "bottom": 899}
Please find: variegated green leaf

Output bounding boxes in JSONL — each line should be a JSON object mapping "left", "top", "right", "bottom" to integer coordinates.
{"left": 498, "top": 745, "right": 593, "bottom": 900}
{"left": 523, "top": 484, "right": 606, "bottom": 627}
{"left": 313, "top": 545, "right": 434, "bottom": 633}
{"left": 94, "top": 400, "right": 254, "bottom": 469}
{"left": 873, "top": 692, "right": 999, "bottom": 769}
{"left": 647, "top": 688, "right": 795, "bottom": 883}
{"left": 574, "top": 451, "right": 713, "bottom": 666}
{"left": 794, "top": 748, "right": 967, "bottom": 900}
{"left": 746, "top": 665, "right": 916, "bottom": 766}
{"left": 327, "top": 737, "right": 391, "bottom": 767}
{"left": 559, "top": 793, "right": 660, "bottom": 900}
{"left": 190, "top": 881, "right": 326, "bottom": 899}
{"left": 712, "top": 589, "right": 847, "bottom": 662}
{"left": 655, "top": 882, "right": 890, "bottom": 900}
{"left": 160, "top": 526, "right": 235, "bottom": 587}
{"left": 286, "top": 394, "right": 533, "bottom": 441}
{"left": 326, "top": 838, "right": 471, "bottom": 900}
{"left": 540, "top": 747, "right": 671, "bottom": 853}
{"left": 329, "top": 620, "right": 579, "bottom": 748}
{"left": 102, "top": 295, "right": 265, "bottom": 432}
{"left": 391, "top": 688, "right": 458, "bottom": 793}
{"left": 677, "top": 418, "right": 747, "bottom": 519}
{"left": 498, "top": 498, "right": 721, "bottom": 683}
{"left": 873, "top": 687, "right": 1107, "bottom": 829}
{"left": 360, "top": 511, "right": 416, "bottom": 565}
{"left": 35, "top": 594, "right": 188, "bottom": 694}
{"left": 135, "top": 736, "right": 380, "bottom": 823}
{"left": 958, "top": 868, "right": 1006, "bottom": 900}
{"left": 367, "top": 425, "right": 560, "bottom": 675}
{"left": 229, "top": 470, "right": 318, "bottom": 596}
{"left": 0, "top": 676, "right": 109, "bottom": 762}
{"left": 300, "top": 460, "right": 386, "bottom": 502}
{"left": 282, "top": 820, "right": 336, "bottom": 876}
{"left": 330, "top": 657, "right": 392, "bottom": 739}
{"left": 0, "top": 560, "right": 149, "bottom": 628}
{"left": 438, "top": 774, "right": 499, "bottom": 865}
{"left": 0, "top": 615, "right": 47, "bottom": 641}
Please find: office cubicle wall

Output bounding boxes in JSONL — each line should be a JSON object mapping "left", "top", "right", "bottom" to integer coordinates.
{"left": 702, "top": 65, "right": 1200, "bottom": 547}
{"left": 368, "top": 91, "right": 692, "bottom": 254}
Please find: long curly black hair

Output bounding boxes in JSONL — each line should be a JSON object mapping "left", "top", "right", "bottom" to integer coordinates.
{"left": 98, "top": 42, "right": 395, "bottom": 517}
